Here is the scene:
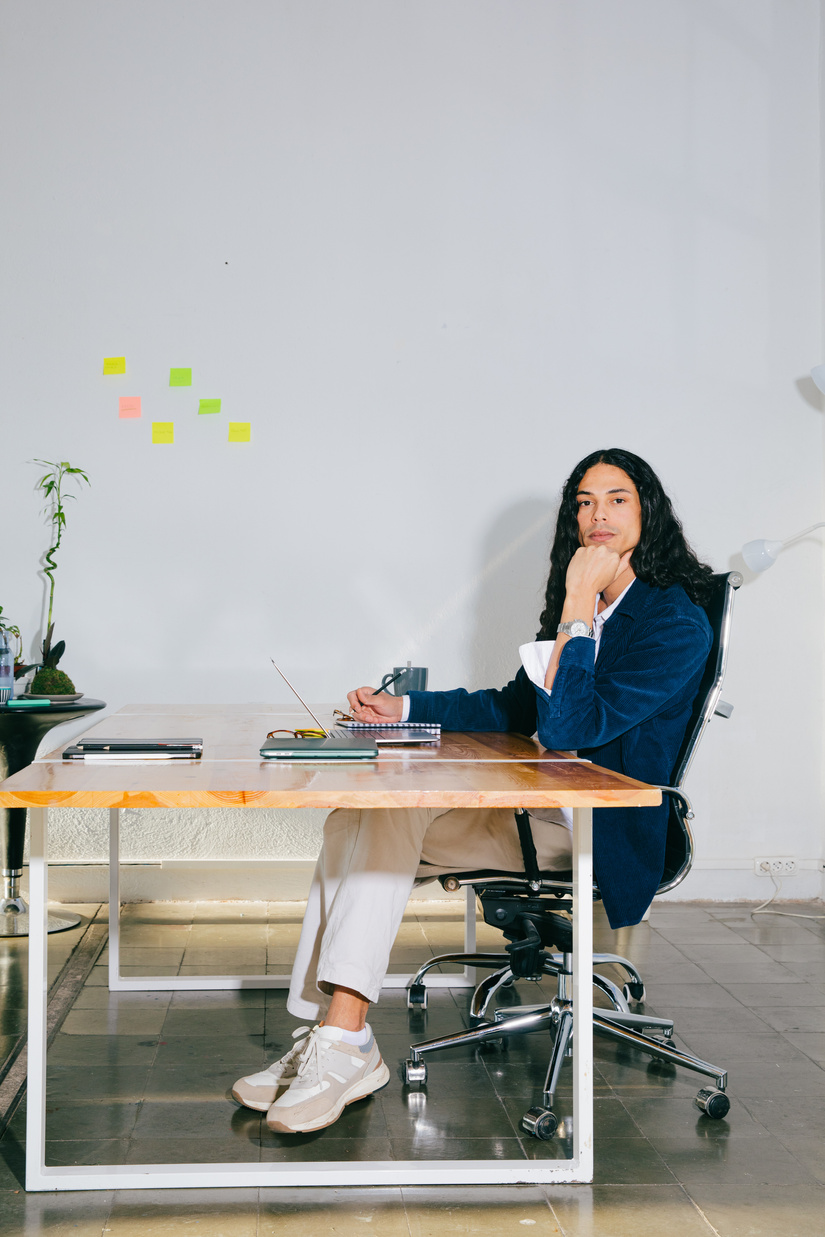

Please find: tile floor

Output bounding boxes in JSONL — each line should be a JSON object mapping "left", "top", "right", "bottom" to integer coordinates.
{"left": 0, "top": 897, "right": 823, "bottom": 1234}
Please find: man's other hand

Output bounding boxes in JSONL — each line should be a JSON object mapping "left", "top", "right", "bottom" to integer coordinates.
{"left": 347, "top": 687, "right": 405, "bottom": 723}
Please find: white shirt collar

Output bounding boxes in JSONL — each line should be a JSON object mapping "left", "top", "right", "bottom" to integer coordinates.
{"left": 593, "top": 578, "right": 635, "bottom": 631}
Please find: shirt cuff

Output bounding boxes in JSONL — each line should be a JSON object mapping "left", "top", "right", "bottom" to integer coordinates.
{"left": 519, "top": 640, "right": 556, "bottom": 691}
{"left": 400, "top": 695, "right": 411, "bottom": 721}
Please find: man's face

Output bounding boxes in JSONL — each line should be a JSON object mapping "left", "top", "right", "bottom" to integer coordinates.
{"left": 576, "top": 463, "right": 642, "bottom": 557}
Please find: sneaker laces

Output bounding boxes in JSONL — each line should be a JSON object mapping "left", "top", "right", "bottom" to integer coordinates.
{"left": 268, "top": 1024, "right": 313, "bottom": 1075}
{"left": 293, "top": 1026, "right": 336, "bottom": 1087}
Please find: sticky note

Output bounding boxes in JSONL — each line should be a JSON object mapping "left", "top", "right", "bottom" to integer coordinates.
{"left": 228, "top": 422, "right": 250, "bottom": 442}
{"left": 103, "top": 356, "right": 126, "bottom": 375}
{"left": 152, "top": 422, "right": 174, "bottom": 444}
{"left": 118, "top": 396, "right": 141, "bottom": 419}
{"left": 198, "top": 399, "right": 221, "bottom": 415}
{"left": 169, "top": 368, "right": 192, "bottom": 387}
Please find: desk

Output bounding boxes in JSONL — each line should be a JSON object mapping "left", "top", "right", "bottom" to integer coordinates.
{"left": 0, "top": 703, "right": 660, "bottom": 1192}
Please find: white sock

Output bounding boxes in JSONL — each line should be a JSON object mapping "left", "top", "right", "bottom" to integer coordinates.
{"left": 333, "top": 1023, "right": 372, "bottom": 1046}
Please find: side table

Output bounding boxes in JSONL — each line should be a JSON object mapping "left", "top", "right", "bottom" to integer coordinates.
{"left": 0, "top": 698, "right": 105, "bottom": 936}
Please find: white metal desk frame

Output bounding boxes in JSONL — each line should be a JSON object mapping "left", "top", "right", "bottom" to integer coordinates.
{"left": 26, "top": 802, "right": 594, "bottom": 1190}
{"left": 106, "top": 806, "right": 480, "bottom": 996}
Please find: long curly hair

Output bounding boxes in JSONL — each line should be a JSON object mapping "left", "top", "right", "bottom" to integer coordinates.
{"left": 538, "top": 448, "right": 714, "bottom": 637}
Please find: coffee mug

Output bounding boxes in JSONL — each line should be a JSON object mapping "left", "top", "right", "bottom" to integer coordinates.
{"left": 381, "top": 666, "right": 428, "bottom": 695}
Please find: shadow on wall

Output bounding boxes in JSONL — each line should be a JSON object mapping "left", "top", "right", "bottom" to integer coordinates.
{"left": 466, "top": 499, "right": 557, "bottom": 691}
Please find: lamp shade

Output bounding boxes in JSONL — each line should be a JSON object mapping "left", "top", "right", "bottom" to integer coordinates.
{"left": 742, "top": 539, "right": 784, "bottom": 572}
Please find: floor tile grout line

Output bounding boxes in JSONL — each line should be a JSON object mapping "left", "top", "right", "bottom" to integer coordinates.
{"left": 681, "top": 1184, "right": 724, "bottom": 1235}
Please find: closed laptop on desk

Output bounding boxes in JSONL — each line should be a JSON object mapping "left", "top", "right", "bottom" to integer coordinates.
{"left": 260, "top": 735, "right": 378, "bottom": 760}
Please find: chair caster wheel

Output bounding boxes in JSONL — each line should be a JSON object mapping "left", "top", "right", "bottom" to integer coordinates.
{"left": 521, "top": 1107, "right": 558, "bottom": 1140}
{"left": 404, "top": 1058, "right": 428, "bottom": 1086}
{"left": 695, "top": 1087, "right": 730, "bottom": 1120}
{"left": 407, "top": 983, "right": 428, "bottom": 1010}
{"left": 622, "top": 981, "right": 646, "bottom": 1003}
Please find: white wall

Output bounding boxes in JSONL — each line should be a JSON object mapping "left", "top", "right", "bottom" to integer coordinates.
{"left": 2, "top": 0, "right": 823, "bottom": 900}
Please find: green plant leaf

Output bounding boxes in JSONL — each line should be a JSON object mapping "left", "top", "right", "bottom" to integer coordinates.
{"left": 46, "top": 639, "right": 65, "bottom": 668}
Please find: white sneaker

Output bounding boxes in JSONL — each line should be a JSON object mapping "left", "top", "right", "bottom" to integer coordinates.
{"left": 232, "top": 1025, "right": 314, "bottom": 1112}
{"left": 265, "top": 1023, "right": 390, "bottom": 1134}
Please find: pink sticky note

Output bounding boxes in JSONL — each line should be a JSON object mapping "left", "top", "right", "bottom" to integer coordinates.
{"left": 119, "top": 396, "right": 142, "bottom": 419}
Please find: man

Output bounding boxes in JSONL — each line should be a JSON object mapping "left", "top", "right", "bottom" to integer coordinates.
{"left": 233, "top": 447, "right": 714, "bottom": 1134}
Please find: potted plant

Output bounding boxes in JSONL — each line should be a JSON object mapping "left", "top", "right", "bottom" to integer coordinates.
{"left": 27, "top": 459, "right": 90, "bottom": 699}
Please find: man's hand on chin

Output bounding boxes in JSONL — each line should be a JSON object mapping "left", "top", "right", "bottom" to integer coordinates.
{"left": 565, "top": 545, "right": 633, "bottom": 597}
{"left": 347, "top": 687, "right": 405, "bottom": 724}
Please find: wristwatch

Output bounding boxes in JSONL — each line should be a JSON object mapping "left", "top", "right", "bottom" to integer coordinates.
{"left": 557, "top": 620, "right": 594, "bottom": 639}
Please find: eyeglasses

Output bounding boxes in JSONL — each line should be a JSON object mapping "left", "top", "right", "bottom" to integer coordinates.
{"left": 333, "top": 708, "right": 355, "bottom": 723}
{"left": 266, "top": 728, "right": 327, "bottom": 740}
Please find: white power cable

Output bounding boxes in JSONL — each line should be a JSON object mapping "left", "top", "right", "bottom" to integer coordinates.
{"left": 751, "top": 873, "right": 825, "bottom": 920}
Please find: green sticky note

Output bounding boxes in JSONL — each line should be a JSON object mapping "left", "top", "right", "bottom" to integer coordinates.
{"left": 198, "top": 399, "right": 221, "bottom": 415}
{"left": 152, "top": 421, "right": 174, "bottom": 444}
{"left": 169, "top": 368, "right": 192, "bottom": 387}
{"left": 103, "top": 356, "right": 126, "bottom": 375}
{"left": 228, "top": 422, "right": 250, "bottom": 442}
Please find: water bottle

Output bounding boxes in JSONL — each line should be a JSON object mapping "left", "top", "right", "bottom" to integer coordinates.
{"left": 0, "top": 635, "right": 13, "bottom": 702}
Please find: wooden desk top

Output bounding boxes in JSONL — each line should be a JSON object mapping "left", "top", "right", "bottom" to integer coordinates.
{"left": 0, "top": 704, "right": 661, "bottom": 812}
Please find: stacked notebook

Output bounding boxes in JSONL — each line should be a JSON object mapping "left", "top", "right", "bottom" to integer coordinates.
{"left": 62, "top": 738, "right": 203, "bottom": 761}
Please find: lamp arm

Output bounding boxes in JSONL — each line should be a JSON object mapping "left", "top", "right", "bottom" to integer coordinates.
{"left": 782, "top": 520, "right": 825, "bottom": 548}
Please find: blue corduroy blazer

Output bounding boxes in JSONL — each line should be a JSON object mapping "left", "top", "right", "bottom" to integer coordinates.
{"left": 407, "top": 580, "right": 712, "bottom": 928}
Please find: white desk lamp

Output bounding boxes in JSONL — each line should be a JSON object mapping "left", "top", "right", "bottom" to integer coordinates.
{"left": 742, "top": 365, "right": 825, "bottom": 572}
{"left": 742, "top": 524, "right": 825, "bottom": 572}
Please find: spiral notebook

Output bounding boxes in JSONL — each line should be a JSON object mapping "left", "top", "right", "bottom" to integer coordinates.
{"left": 340, "top": 721, "right": 441, "bottom": 744}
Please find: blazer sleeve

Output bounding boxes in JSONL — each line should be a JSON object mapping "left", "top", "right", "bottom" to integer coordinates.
{"left": 535, "top": 615, "right": 711, "bottom": 751}
{"left": 407, "top": 666, "right": 538, "bottom": 735}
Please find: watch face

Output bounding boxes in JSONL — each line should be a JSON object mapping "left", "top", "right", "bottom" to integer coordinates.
{"left": 559, "top": 620, "right": 592, "bottom": 639}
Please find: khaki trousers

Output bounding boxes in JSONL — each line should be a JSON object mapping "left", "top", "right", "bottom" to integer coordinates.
{"left": 286, "top": 806, "right": 573, "bottom": 1019}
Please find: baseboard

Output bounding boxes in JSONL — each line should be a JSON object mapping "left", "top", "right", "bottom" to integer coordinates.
{"left": 18, "top": 860, "right": 824, "bottom": 906}
{"left": 17, "top": 861, "right": 465, "bottom": 904}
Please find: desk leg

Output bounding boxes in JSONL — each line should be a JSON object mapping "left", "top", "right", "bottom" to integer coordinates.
{"left": 108, "top": 809, "right": 122, "bottom": 991}
{"left": 25, "top": 807, "right": 49, "bottom": 1190}
{"left": 571, "top": 806, "right": 594, "bottom": 1182}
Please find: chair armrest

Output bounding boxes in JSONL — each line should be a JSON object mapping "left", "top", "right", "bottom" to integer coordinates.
{"left": 656, "top": 785, "right": 694, "bottom": 820}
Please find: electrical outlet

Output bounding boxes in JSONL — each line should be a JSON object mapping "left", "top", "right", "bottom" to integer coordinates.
{"left": 754, "top": 857, "right": 797, "bottom": 877}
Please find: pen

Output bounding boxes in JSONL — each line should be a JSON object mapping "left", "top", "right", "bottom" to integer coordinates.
{"left": 372, "top": 669, "right": 405, "bottom": 696}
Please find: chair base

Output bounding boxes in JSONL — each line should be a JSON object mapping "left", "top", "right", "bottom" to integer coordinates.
{"left": 405, "top": 951, "right": 730, "bottom": 1137}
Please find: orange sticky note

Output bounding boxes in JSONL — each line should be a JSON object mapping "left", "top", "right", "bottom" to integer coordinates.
{"left": 152, "top": 422, "right": 174, "bottom": 444}
{"left": 228, "top": 422, "right": 250, "bottom": 442}
{"left": 119, "top": 396, "right": 141, "bottom": 419}
{"left": 103, "top": 356, "right": 126, "bottom": 375}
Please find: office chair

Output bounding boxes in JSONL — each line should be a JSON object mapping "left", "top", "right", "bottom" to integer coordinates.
{"left": 404, "top": 571, "right": 742, "bottom": 1139}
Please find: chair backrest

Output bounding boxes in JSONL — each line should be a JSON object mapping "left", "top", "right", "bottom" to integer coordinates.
{"left": 659, "top": 570, "right": 741, "bottom": 890}
{"left": 671, "top": 570, "right": 742, "bottom": 789}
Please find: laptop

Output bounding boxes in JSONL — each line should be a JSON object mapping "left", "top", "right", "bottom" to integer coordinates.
{"left": 260, "top": 734, "right": 378, "bottom": 759}
{"left": 260, "top": 661, "right": 378, "bottom": 760}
